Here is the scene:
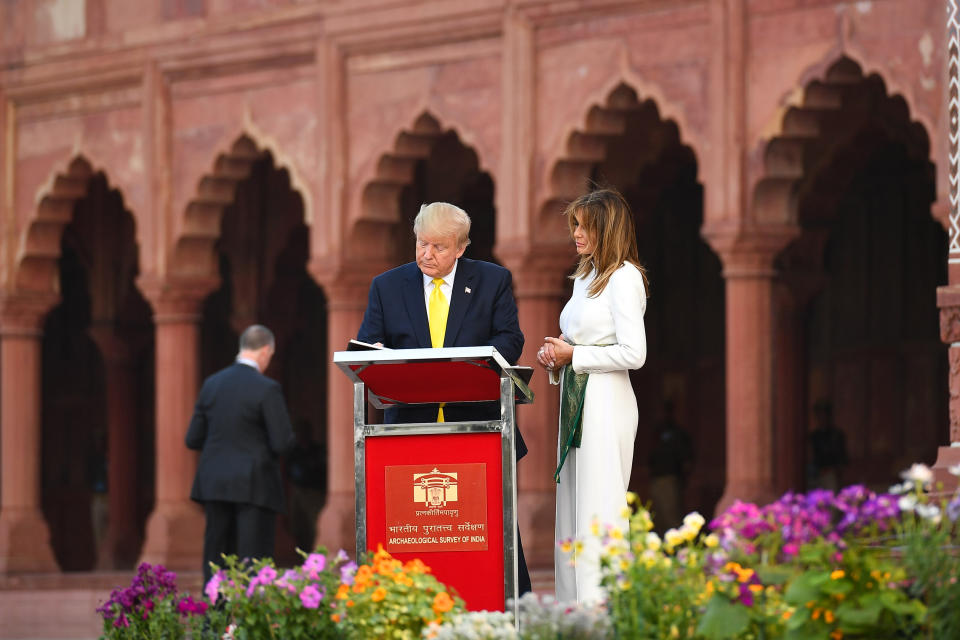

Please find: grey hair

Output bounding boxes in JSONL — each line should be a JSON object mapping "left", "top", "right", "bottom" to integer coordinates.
{"left": 239, "top": 325, "right": 275, "bottom": 352}
{"left": 413, "top": 202, "right": 471, "bottom": 248}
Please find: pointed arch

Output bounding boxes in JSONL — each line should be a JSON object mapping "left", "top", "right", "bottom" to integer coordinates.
{"left": 14, "top": 156, "right": 138, "bottom": 298}
{"left": 171, "top": 133, "right": 309, "bottom": 281}
{"left": 535, "top": 82, "right": 703, "bottom": 240}
{"left": 754, "top": 56, "right": 934, "bottom": 234}
{"left": 349, "top": 112, "right": 490, "bottom": 261}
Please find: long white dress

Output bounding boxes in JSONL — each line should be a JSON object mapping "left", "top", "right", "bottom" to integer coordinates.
{"left": 554, "top": 262, "right": 647, "bottom": 604}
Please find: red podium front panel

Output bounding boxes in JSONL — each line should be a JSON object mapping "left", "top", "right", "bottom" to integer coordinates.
{"left": 364, "top": 432, "right": 505, "bottom": 612}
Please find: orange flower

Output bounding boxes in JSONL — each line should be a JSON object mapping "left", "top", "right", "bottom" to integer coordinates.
{"left": 432, "top": 592, "right": 454, "bottom": 615}
{"left": 331, "top": 613, "right": 340, "bottom": 623}
{"left": 404, "top": 559, "right": 429, "bottom": 574}
{"left": 346, "top": 600, "right": 354, "bottom": 608}
{"left": 824, "top": 610, "right": 835, "bottom": 624}
{"left": 371, "top": 587, "right": 387, "bottom": 602}
{"left": 335, "top": 584, "right": 350, "bottom": 600}
{"left": 830, "top": 630, "right": 843, "bottom": 640}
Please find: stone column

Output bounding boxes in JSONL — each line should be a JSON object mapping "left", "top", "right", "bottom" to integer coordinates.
{"left": 707, "top": 227, "right": 797, "bottom": 513}
{"left": 138, "top": 281, "right": 210, "bottom": 570}
{"left": 315, "top": 279, "right": 369, "bottom": 554}
{"left": 934, "top": 286, "right": 960, "bottom": 484}
{"left": 0, "top": 295, "right": 59, "bottom": 573}
{"left": 88, "top": 325, "right": 143, "bottom": 569}
{"left": 501, "top": 253, "right": 569, "bottom": 568}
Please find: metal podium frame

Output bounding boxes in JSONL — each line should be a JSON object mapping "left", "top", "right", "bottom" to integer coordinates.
{"left": 333, "top": 346, "right": 534, "bottom": 613}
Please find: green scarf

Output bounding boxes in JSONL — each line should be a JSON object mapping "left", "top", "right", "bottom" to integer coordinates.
{"left": 554, "top": 364, "right": 588, "bottom": 483}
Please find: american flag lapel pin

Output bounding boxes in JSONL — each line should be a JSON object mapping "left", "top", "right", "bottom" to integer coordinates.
{"left": 465, "top": 286, "right": 472, "bottom": 294}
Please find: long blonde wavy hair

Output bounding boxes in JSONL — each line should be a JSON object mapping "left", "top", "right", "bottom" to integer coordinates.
{"left": 565, "top": 188, "right": 649, "bottom": 297}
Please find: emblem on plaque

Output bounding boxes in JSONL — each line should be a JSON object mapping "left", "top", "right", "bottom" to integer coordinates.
{"left": 413, "top": 468, "right": 459, "bottom": 507}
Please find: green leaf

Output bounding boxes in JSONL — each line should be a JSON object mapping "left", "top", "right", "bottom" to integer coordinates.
{"left": 696, "top": 595, "right": 750, "bottom": 639}
{"left": 784, "top": 573, "right": 827, "bottom": 605}
{"left": 755, "top": 564, "right": 795, "bottom": 586}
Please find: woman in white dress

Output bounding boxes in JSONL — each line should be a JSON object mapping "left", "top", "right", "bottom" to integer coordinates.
{"left": 536, "top": 189, "right": 648, "bottom": 604}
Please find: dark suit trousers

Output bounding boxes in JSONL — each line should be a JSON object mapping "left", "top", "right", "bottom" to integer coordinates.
{"left": 202, "top": 501, "right": 276, "bottom": 585}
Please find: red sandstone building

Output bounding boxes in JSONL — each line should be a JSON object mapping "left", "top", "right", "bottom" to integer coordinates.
{"left": 0, "top": 0, "right": 955, "bottom": 579}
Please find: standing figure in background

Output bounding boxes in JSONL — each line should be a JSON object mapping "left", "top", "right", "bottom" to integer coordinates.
{"left": 186, "top": 324, "right": 296, "bottom": 585}
{"left": 808, "top": 399, "right": 848, "bottom": 491}
{"left": 537, "top": 188, "right": 648, "bottom": 604}
{"left": 648, "top": 398, "right": 694, "bottom": 531}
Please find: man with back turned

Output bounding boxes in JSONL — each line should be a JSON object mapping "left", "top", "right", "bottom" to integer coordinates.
{"left": 186, "top": 324, "right": 296, "bottom": 584}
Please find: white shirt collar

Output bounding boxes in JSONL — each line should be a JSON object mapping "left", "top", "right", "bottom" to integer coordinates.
{"left": 422, "top": 259, "right": 458, "bottom": 290}
{"left": 236, "top": 356, "right": 260, "bottom": 372}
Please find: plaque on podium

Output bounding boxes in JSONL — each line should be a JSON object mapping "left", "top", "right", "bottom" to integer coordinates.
{"left": 334, "top": 346, "right": 534, "bottom": 613}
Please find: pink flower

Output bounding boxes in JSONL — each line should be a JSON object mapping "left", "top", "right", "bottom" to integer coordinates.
{"left": 782, "top": 542, "right": 799, "bottom": 556}
{"left": 303, "top": 553, "right": 326, "bottom": 578}
{"left": 205, "top": 571, "right": 224, "bottom": 604}
{"left": 300, "top": 584, "right": 322, "bottom": 609}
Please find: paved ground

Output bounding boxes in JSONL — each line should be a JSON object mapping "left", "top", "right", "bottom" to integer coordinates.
{"left": 0, "top": 568, "right": 555, "bottom": 640}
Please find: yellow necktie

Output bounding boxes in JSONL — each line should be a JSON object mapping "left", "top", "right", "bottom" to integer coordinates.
{"left": 428, "top": 277, "right": 448, "bottom": 421}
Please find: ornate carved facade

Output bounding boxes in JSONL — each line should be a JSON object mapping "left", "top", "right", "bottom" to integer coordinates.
{"left": 0, "top": 0, "right": 952, "bottom": 574}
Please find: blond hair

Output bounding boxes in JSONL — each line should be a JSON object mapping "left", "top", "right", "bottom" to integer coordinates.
{"left": 565, "top": 189, "right": 648, "bottom": 297}
{"left": 413, "top": 202, "right": 471, "bottom": 248}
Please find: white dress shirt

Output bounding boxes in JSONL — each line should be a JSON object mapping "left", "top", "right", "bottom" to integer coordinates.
{"left": 421, "top": 260, "right": 457, "bottom": 312}
{"left": 236, "top": 355, "right": 261, "bottom": 372}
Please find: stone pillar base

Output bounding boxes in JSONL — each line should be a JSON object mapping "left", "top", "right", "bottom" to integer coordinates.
{"left": 138, "top": 502, "right": 204, "bottom": 570}
{"left": 932, "top": 445, "right": 960, "bottom": 493}
{"left": 518, "top": 489, "right": 555, "bottom": 569}
{"left": 317, "top": 492, "right": 357, "bottom": 556}
{"left": 0, "top": 508, "right": 58, "bottom": 573}
{"left": 715, "top": 483, "right": 782, "bottom": 517}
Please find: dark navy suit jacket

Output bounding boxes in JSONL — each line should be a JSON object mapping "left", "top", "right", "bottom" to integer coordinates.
{"left": 186, "top": 362, "right": 296, "bottom": 512}
{"left": 357, "top": 258, "right": 527, "bottom": 458}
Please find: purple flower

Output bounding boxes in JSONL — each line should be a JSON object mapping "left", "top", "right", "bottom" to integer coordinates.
{"left": 340, "top": 561, "right": 358, "bottom": 585}
{"left": 256, "top": 565, "right": 278, "bottom": 583}
{"left": 205, "top": 570, "right": 224, "bottom": 604}
{"left": 300, "top": 584, "right": 323, "bottom": 609}
{"left": 947, "top": 496, "right": 960, "bottom": 523}
{"left": 303, "top": 553, "right": 326, "bottom": 578}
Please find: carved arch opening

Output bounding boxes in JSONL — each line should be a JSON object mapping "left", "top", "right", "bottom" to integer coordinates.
{"left": 353, "top": 112, "right": 496, "bottom": 265}
{"left": 767, "top": 56, "right": 947, "bottom": 492}
{"left": 541, "top": 83, "right": 726, "bottom": 526}
{"left": 25, "top": 159, "right": 156, "bottom": 571}
{"left": 191, "top": 138, "right": 327, "bottom": 563}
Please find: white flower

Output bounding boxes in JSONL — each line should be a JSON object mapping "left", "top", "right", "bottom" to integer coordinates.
{"left": 683, "top": 511, "right": 706, "bottom": 533}
{"left": 645, "top": 532, "right": 662, "bottom": 551}
{"left": 898, "top": 495, "right": 918, "bottom": 512}
{"left": 948, "top": 464, "right": 960, "bottom": 477}
{"left": 916, "top": 503, "right": 942, "bottom": 524}
{"left": 900, "top": 463, "right": 933, "bottom": 486}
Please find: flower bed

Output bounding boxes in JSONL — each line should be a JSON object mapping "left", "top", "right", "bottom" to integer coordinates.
{"left": 96, "top": 464, "right": 960, "bottom": 640}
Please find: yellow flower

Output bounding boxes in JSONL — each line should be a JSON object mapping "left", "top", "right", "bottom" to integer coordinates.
{"left": 683, "top": 511, "right": 706, "bottom": 533}
{"left": 830, "top": 570, "right": 845, "bottom": 580}
{"left": 609, "top": 526, "right": 624, "bottom": 540}
{"left": 661, "top": 556, "right": 672, "bottom": 569}
{"left": 572, "top": 540, "right": 584, "bottom": 555}
{"left": 371, "top": 587, "right": 386, "bottom": 602}
{"left": 748, "top": 584, "right": 763, "bottom": 594}
{"left": 590, "top": 518, "right": 600, "bottom": 536}
{"left": 704, "top": 533, "right": 719, "bottom": 548}
{"left": 626, "top": 491, "right": 638, "bottom": 505}
{"left": 670, "top": 624, "right": 680, "bottom": 638}
{"left": 645, "top": 532, "right": 662, "bottom": 551}
{"left": 736, "top": 567, "right": 754, "bottom": 583}
{"left": 664, "top": 528, "right": 684, "bottom": 548}
{"left": 560, "top": 540, "right": 573, "bottom": 554}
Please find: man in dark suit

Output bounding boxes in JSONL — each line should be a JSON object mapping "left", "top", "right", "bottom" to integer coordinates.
{"left": 357, "top": 201, "right": 531, "bottom": 594}
{"left": 186, "top": 324, "right": 296, "bottom": 584}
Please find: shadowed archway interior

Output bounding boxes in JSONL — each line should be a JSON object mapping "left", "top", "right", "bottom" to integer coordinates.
{"left": 41, "top": 171, "right": 155, "bottom": 571}
{"left": 199, "top": 143, "right": 328, "bottom": 564}
{"left": 773, "top": 57, "right": 947, "bottom": 492}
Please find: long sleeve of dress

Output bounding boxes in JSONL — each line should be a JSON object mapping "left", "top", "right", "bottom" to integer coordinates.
{"left": 571, "top": 265, "right": 647, "bottom": 374}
